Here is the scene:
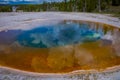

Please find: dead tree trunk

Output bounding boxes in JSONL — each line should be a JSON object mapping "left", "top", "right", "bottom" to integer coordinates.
{"left": 64, "top": 0, "right": 67, "bottom": 11}
{"left": 12, "top": 6, "right": 18, "bottom": 12}
{"left": 98, "top": 0, "right": 101, "bottom": 12}
{"left": 83, "top": 0, "right": 87, "bottom": 12}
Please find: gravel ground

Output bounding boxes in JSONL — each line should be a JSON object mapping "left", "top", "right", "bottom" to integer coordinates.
{"left": 0, "top": 12, "right": 120, "bottom": 30}
{"left": 0, "top": 12, "right": 120, "bottom": 80}
{"left": 0, "top": 67, "right": 120, "bottom": 80}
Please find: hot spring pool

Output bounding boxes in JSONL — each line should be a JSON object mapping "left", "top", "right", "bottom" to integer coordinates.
{"left": 0, "top": 20, "right": 120, "bottom": 73}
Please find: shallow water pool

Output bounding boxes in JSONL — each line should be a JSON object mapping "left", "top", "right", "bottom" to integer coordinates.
{"left": 0, "top": 20, "right": 120, "bottom": 73}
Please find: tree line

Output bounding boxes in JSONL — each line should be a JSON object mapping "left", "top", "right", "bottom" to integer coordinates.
{"left": 0, "top": 0, "right": 120, "bottom": 12}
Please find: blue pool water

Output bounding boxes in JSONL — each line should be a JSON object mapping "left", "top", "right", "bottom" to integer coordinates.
{"left": 0, "top": 20, "right": 120, "bottom": 73}
{"left": 17, "top": 22, "right": 102, "bottom": 48}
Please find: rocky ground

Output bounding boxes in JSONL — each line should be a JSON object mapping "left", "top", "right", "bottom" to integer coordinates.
{"left": 0, "top": 12, "right": 120, "bottom": 80}
{"left": 0, "top": 66, "right": 120, "bottom": 80}
{"left": 0, "top": 12, "right": 120, "bottom": 30}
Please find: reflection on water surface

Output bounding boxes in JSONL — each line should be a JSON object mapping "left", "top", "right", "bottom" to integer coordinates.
{"left": 0, "top": 20, "right": 120, "bottom": 73}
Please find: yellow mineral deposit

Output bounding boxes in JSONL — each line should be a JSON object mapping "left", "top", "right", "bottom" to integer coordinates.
{"left": 74, "top": 45, "right": 93, "bottom": 66}
{"left": 47, "top": 45, "right": 74, "bottom": 70}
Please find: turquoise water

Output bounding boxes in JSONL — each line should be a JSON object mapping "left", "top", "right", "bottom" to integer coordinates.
{"left": 17, "top": 22, "right": 102, "bottom": 48}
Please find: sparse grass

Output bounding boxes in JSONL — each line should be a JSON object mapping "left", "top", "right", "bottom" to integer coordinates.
{"left": 113, "top": 12, "right": 120, "bottom": 17}
{"left": 102, "top": 6, "right": 120, "bottom": 18}
{"left": 91, "top": 6, "right": 119, "bottom": 18}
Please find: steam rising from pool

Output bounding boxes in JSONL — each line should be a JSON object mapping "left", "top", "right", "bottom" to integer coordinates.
{"left": 17, "top": 22, "right": 101, "bottom": 48}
